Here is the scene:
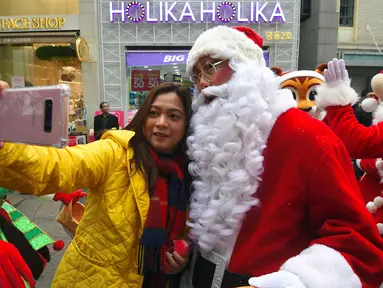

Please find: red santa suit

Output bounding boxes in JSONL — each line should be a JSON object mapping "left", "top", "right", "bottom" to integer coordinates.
{"left": 316, "top": 67, "right": 383, "bottom": 240}
{"left": 183, "top": 26, "right": 383, "bottom": 288}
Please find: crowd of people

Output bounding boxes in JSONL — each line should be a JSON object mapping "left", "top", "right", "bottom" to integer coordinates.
{"left": 0, "top": 25, "right": 382, "bottom": 288}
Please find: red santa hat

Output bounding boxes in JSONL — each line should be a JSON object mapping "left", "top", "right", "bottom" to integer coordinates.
{"left": 186, "top": 26, "right": 265, "bottom": 76}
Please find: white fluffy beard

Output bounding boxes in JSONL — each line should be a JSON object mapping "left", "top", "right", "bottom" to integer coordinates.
{"left": 186, "top": 61, "right": 296, "bottom": 258}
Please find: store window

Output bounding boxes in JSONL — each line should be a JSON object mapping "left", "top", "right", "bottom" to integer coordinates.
{"left": 126, "top": 51, "right": 194, "bottom": 122}
{"left": 0, "top": 40, "right": 86, "bottom": 138}
{"left": 125, "top": 50, "right": 270, "bottom": 123}
{"left": 339, "top": 0, "right": 354, "bottom": 27}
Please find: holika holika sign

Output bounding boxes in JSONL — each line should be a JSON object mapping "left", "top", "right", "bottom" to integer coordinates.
{"left": 109, "top": 1, "right": 286, "bottom": 23}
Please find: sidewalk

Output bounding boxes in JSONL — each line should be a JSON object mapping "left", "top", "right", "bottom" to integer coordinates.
{"left": 6, "top": 192, "right": 74, "bottom": 287}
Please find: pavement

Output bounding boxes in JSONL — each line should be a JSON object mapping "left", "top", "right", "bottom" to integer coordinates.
{"left": 6, "top": 192, "right": 77, "bottom": 288}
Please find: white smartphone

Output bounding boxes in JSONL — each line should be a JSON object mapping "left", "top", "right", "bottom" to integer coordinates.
{"left": 0, "top": 84, "right": 70, "bottom": 148}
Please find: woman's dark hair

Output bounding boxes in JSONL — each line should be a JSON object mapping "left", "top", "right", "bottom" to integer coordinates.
{"left": 124, "top": 82, "right": 192, "bottom": 193}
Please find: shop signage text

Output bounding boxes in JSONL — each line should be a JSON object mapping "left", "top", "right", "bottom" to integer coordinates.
{"left": 126, "top": 51, "right": 270, "bottom": 67}
{"left": 0, "top": 17, "right": 66, "bottom": 31}
{"left": 109, "top": 1, "right": 286, "bottom": 23}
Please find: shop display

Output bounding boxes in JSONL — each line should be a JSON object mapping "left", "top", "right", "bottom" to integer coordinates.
{"left": 126, "top": 51, "right": 195, "bottom": 112}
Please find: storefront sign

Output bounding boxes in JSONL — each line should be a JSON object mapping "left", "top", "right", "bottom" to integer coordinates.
{"left": 127, "top": 51, "right": 270, "bottom": 67}
{"left": 131, "top": 70, "right": 161, "bottom": 91}
{"left": 109, "top": 1, "right": 286, "bottom": 23}
{"left": 95, "top": 111, "right": 126, "bottom": 128}
{"left": 0, "top": 15, "right": 79, "bottom": 31}
{"left": 11, "top": 76, "right": 25, "bottom": 88}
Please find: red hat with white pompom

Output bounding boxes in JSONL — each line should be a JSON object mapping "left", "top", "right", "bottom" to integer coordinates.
{"left": 186, "top": 26, "right": 265, "bottom": 76}
{"left": 361, "top": 70, "right": 383, "bottom": 113}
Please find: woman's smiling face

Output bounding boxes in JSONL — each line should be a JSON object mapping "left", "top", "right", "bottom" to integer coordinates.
{"left": 143, "top": 92, "right": 186, "bottom": 154}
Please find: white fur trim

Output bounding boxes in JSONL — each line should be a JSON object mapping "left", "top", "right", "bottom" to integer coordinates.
{"left": 373, "top": 102, "right": 383, "bottom": 124}
{"left": 361, "top": 98, "right": 378, "bottom": 113}
{"left": 356, "top": 159, "right": 362, "bottom": 171}
{"left": 277, "top": 71, "right": 325, "bottom": 84}
{"left": 280, "top": 244, "right": 362, "bottom": 288}
{"left": 375, "top": 158, "right": 383, "bottom": 184}
{"left": 377, "top": 223, "right": 383, "bottom": 235}
{"left": 186, "top": 26, "right": 265, "bottom": 75}
{"left": 187, "top": 62, "right": 295, "bottom": 261}
{"left": 367, "top": 201, "right": 378, "bottom": 214}
{"left": 374, "top": 196, "right": 383, "bottom": 208}
{"left": 316, "top": 82, "right": 359, "bottom": 109}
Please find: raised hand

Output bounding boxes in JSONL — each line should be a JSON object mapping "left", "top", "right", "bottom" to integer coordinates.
{"left": 324, "top": 58, "right": 350, "bottom": 87}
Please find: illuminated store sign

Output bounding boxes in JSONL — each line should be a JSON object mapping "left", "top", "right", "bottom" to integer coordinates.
{"left": 0, "top": 15, "right": 79, "bottom": 32}
{"left": 109, "top": 1, "right": 286, "bottom": 23}
{"left": 0, "top": 17, "right": 65, "bottom": 30}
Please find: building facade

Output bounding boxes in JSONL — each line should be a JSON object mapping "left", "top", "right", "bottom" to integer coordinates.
{"left": 337, "top": 0, "right": 383, "bottom": 95}
{"left": 298, "top": 0, "right": 339, "bottom": 70}
{"left": 98, "top": 0, "right": 301, "bottom": 121}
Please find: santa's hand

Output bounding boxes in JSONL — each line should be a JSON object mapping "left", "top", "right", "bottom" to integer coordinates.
{"left": 324, "top": 58, "right": 350, "bottom": 87}
{"left": 0, "top": 240, "right": 36, "bottom": 288}
{"left": 248, "top": 271, "right": 306, "bottom": 288}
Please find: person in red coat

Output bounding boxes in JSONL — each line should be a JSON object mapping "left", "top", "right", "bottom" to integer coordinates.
{"left": 355, "top": 158, "right": 383, "bottom": 235}
{"left": 182, "top": 26, "right": 383, "bottom": 288}
{"left": 316, "top": 60, "right": 383, "bottom": 237}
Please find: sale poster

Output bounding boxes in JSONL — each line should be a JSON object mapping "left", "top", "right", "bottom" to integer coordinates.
{"left": 11, "top": 76, "right": 25, "bottom": 88}
{"left": 95, "top": 110, "right": 125, "bottom": 128}
{"left": 131, "top": 70, "right": 160, "bottom": 91}
{"left": 68, "top": 136, "right": 77, "bottom": 147}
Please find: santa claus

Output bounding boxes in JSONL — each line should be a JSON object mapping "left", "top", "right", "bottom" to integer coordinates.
{"left": 183, "top": 26, "right": 383, "bottom": 288}
{"left": 316, "top": 62, "right": 383, "bottom": 239}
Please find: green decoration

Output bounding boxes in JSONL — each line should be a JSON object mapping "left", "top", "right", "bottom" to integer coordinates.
{"left": 1, "top": 202, "right": 55, "bottom": 250}
{"left": 35, "top": 45, "right": 80, "bottom": 67}
{"left": 0, "top": 187, "right": 14, "bottom": 200}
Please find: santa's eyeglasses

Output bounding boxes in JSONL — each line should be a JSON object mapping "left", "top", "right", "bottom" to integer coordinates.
{"left": 190, "top": 60, "right": 226, "bottom": 84}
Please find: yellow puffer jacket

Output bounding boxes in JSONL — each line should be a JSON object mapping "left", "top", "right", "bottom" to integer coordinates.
{"left": 0, "top": 130, "right": 150, "bottom": 287}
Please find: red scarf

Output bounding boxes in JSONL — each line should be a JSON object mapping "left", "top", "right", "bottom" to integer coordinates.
{"left": 138, "top": 149, "right": 187, "bottom": 288}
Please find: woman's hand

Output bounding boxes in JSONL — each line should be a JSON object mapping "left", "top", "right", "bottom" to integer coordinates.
{"left": 165, "top": 251, "right": 190, "bottom": 274}
{"left": 0, "top": 81, "right": 9, "bottom": 149}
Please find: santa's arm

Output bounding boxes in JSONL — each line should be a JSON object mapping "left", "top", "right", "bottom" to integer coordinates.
{"left": 249, "top": 142, "right": 383, "bottom": 288}
{"left": 316, "top": 81, "right": 383, "bottom": 159}
{"left": 284, "top": 142, "right": 383, "bottom": 287}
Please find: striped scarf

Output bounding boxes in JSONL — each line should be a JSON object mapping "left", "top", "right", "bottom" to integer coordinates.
{"left": 138, "top": 149, "right": 187, "bottom": 288}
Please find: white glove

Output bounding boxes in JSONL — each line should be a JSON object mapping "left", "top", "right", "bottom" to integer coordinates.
{"left": 248, "top": 271, "right": 307, "bottom": 288}
{"left": 324, "top": 58, "right": 350, "bottom": 87}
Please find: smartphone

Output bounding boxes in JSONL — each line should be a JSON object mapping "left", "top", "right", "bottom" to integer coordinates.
{"left": 0, "top": 84, "right": 70, "bottom": 148}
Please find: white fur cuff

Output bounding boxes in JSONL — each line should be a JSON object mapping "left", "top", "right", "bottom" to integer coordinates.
{"left": 316, "top": 82, "right": 359, "bottom": 109}
{"left": 356, "top": 159, "right": 362, "bottom": 171}
{"left": 280, "top": 244, "right": 362, "bottom": 288}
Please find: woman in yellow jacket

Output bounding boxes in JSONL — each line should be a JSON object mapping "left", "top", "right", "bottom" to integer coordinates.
{"left": 0, "top": 81, "right": 192, "bottom": 287}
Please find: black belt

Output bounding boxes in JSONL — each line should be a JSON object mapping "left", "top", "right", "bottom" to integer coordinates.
{"left": 192, "top": 251, "right": 250, "bottom": 288}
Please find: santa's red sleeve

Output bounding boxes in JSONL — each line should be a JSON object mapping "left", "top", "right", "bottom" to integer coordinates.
{"left": 279, "top": 141, "right": 383, "bottom": 287}
{"left": 316, "top": 82, "right": 383, "bottom": 159}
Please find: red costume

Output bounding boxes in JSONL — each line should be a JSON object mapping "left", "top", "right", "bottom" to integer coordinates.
{"left": 184, "top": 28, "right": 383, "bottom": 288}
{"left": 317, "top": 68, "right": 383, "bottom": 241}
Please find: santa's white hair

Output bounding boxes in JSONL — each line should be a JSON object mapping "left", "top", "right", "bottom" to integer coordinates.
{"left": 187, "top": 60, "right": 296, "bottom": 258}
